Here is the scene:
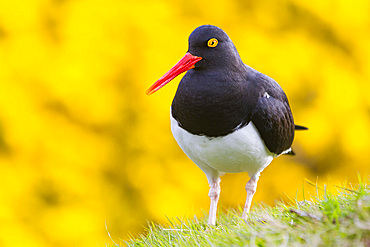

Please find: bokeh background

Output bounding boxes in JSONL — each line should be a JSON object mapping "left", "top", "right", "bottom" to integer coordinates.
{"left": 0, "top": 0, "right": 369, "bottom": 246}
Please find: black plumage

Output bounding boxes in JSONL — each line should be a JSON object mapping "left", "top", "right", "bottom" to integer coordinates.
{"left": 172, "top": 25, "right": 298, "bottom": 155}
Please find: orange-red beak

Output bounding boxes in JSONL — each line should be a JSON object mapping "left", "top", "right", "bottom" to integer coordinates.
{"left": 146, "top": 52, "right": 202, "bottom": 95}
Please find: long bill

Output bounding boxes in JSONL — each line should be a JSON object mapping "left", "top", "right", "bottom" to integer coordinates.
{"left": 146, "top": 52, "right": 202, "bottom": 95}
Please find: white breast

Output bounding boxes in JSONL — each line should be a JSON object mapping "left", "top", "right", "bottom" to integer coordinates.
{"left": 170, "top": 114, "right": 275, "bottom": 177}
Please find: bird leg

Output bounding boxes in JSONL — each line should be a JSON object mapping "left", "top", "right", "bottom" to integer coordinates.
{"left": 242, "top": 173, "right": 260, "bottom": 221}
{"left": 208, "top": 178, "right": 221, "bottom": 225}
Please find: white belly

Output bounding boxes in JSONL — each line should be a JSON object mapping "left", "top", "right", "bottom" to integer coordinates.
{"left": 171, "top": 114, "right": 275, "bottom": 176}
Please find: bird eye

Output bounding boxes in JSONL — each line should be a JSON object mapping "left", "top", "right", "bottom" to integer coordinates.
{"left": 207, "top": 38, "right": 218, "bottom": 48}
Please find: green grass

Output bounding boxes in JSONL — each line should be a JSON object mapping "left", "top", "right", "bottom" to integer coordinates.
{"left": 111, "top": 178, "right": 370, "bottom": 246}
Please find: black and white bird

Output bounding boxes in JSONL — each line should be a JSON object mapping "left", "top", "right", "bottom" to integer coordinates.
{"left": 146, "top": 25, "right": 307, "bottom": 225}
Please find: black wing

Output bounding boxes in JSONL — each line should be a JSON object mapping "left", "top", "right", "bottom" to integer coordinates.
{"left": 251, "top": 95, "right": 295, "bottom": 155}
{"left": 246, "top": 69, "right": 296, "bottom": 155}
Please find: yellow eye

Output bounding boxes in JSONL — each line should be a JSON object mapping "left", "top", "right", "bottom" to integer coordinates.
{"left": 207, "top": 38, "right": 218, "bottom": 48}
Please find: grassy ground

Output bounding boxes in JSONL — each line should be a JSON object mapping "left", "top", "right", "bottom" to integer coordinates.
{"left": 111, "top": 178, "right": 370, "bottom": 246}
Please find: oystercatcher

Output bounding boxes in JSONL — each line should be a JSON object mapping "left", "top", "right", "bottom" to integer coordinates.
{"left": 146, "top": 25, "right": 307, "bottom": 225}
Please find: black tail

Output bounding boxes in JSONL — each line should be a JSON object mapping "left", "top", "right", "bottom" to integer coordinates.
{"left": 295, "top": 125, "right": 308, "bottom": 130}
{"left": 286, "top": 125, "right": 307, "bottom": 156}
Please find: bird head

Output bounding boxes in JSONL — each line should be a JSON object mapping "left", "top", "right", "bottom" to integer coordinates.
{"left": 187, "top": 25, "right": 242, "bottom": 70}
{"left": 146, "top": 25, "right": 242, "bottom": 95}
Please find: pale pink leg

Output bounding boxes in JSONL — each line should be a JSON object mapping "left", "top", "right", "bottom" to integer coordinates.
{"left": 208, "top": 178, "right": 221, "bottom": 225}
{"left": 242, "top": 173, "right": 260, "bottom": 221}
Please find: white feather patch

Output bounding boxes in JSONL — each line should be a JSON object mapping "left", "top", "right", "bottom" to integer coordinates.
{"left": 171, "top": 114, "right": 274, "bottom": 178}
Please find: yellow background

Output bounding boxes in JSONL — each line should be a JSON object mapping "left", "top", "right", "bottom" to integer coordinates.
{"left": 0, "top": 0, "right": 369, "bottom": 246}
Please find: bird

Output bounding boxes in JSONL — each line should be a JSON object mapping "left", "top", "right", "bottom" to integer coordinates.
{"left": 146, "top": 25, "right": 307, "bottom": 225}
